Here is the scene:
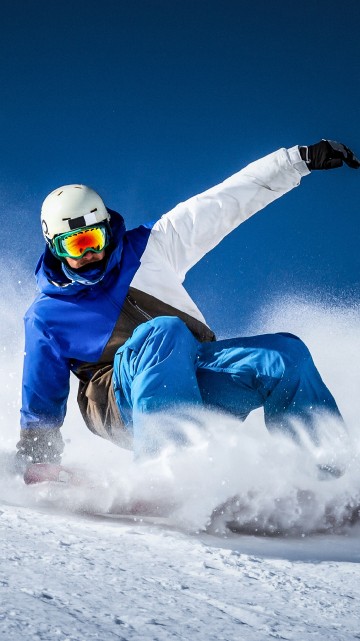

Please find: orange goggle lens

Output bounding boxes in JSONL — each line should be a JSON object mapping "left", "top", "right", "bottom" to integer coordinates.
{"left": 54, "top": 225, "right": 109, "bottom": 259}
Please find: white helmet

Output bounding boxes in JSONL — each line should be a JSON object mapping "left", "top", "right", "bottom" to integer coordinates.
{"left": 41, "top": 184, "right": 110, "bottom": 242}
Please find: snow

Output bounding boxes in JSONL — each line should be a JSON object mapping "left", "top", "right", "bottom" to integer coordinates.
{"left": 2, "top": 504, "right": 360, "bottom": 640}
{"left": 1, "top": 269, "right": 360, "bottom": 640}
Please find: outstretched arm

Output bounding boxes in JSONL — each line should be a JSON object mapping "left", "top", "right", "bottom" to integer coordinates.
{"left": 148, "top": 141, "right": 358, "bottom": 281}
{"left": 148, "top": 146, "right": 307, "bottom": 280}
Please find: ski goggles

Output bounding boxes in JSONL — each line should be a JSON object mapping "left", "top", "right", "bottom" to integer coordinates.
{"left": 53, "top": 223, "right": 110, "bottom": 260}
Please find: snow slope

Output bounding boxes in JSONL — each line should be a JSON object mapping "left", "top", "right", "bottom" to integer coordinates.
{"left": 1, "top": 268, "right": 360, "bottom": 640}
{"left": 2, "top": 503, "right": 360, "bottom": 641}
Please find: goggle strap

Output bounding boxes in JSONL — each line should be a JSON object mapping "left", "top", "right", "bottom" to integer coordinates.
{"left": 69, "top": 211, "right": 107, "bottom": 231}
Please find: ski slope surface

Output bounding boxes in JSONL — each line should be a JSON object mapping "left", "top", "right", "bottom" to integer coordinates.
{"left": 1, "top": 270, "right": 360, "bottom": 640}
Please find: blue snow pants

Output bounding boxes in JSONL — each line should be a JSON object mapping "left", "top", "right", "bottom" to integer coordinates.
{"left": 112, "top": 316, "right": 342, "bottom": 455}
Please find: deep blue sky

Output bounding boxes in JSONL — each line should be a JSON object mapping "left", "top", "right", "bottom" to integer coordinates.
{"left": 1, "top": 0, "right": 359, "bottom": 336}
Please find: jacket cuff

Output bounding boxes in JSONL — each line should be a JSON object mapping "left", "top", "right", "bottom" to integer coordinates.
{"left": 16, "top": 428, "right": 64, "bottom": 465}
{"left": 287, "top": 145, "right": 311, "bottom": 177}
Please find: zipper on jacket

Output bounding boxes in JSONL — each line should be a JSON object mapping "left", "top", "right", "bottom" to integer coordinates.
{"left": 126, "top": 294, "right": 153, "bottom": 321}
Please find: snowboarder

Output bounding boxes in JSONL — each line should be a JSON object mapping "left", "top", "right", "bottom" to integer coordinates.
{"left": 16, "top": 140, "right": 360, "bottom": 472}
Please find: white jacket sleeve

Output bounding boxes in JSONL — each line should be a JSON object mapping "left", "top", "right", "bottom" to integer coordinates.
{"left": 147, "top": 146, "right": 309, "bottom": 281}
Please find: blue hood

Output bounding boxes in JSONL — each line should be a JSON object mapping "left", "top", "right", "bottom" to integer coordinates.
{"left": 35, "top": 209, "right": 126, "bottom": 296}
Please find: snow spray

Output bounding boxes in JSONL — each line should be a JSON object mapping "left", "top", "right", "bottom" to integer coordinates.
{"left": 1, "top": 264, "right": 360, "bottom": 536}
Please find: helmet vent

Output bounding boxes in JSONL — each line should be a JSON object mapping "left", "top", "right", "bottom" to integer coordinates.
{"left": 90, "top": 208, "right": 98, "bottom": 212}
{"left": 57, "top": 191, "right": 63, "bottom": 196}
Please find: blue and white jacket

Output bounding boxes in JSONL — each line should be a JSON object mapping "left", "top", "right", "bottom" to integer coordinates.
{"left": 19, "top": 146, "right": 309, "bottom": 455}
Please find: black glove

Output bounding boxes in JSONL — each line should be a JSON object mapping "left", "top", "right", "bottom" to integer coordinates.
{"left": 299, "top": 140, "right": 360, "bottom": 170}
{"left": 15, "top": 427, "right": 64, "bottom": 474}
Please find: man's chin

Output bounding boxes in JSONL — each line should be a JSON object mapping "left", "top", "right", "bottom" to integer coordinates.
{"left": 75, "top": 257, "right": 100, "bottom": 269}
